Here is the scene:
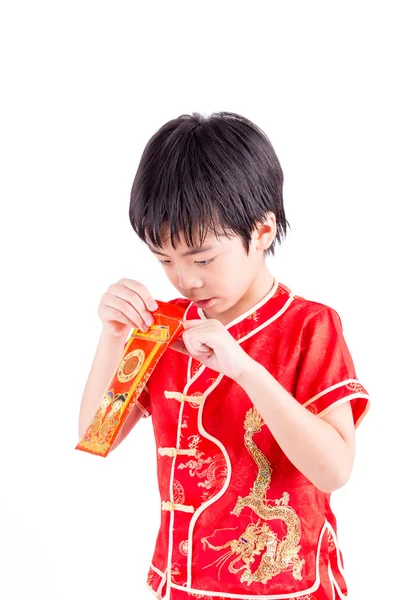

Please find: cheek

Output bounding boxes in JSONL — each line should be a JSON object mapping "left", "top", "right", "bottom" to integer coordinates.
{"left": 219, "top": 260, "right": 245, "bottom": 280}
{"left": 222, "top": 261, "right": 253, "bottom": 291}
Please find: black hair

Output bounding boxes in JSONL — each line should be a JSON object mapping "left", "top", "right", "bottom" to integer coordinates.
{"left": 113, "top": 394, "right": 127, "bottom": 404}
{"left": 129, "top": 111, "right": 290, "bottom": 257}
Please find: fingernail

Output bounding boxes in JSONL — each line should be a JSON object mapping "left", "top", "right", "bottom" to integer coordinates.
{"left": 151, "top": 302, "right": 158, "bottom": 311}
{"left": 145, "top": 316, "right": 154, "bottom": 326}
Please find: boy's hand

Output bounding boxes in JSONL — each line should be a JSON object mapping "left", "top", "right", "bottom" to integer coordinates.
{"left": 98, "top": 278, "right": 158, "bottom": 338}
{"left": 170, "top": 319, "right": 253, "bottom": 382}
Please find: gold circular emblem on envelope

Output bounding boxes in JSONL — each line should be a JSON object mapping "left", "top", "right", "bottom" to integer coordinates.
{"left": 117, "top": 349, "right": 146, "bottom": 383}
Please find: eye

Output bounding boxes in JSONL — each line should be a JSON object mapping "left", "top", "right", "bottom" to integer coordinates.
{"left": 195, "top": 259, "right": 213, "bottom": 266}
{"left": 158, "top": 259, "right": 214, "bottom": 267}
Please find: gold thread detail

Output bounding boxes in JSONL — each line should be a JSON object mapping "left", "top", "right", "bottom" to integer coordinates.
{"left": 201, "top": 408, "right": 304, "bottom": 585}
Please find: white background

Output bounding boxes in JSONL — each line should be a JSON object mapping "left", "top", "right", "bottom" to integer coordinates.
{"left": 1, "top": 1, "right": 398, "bottom": 599}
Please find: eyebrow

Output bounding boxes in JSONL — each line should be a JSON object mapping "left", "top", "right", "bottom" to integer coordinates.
{"left": 147, "top": 244, "right": 216, "bottom": 257}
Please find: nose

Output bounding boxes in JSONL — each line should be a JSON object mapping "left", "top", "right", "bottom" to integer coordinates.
{"left": 176, "top": 268, "right": 203, "bottom": 291}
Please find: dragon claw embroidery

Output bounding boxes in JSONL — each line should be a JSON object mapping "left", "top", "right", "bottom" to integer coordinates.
{"left": 201, "top": 408, "right": 304, "bottom": 585}
{"left": 178, "top": 434, "right": 227, "bottom": 496}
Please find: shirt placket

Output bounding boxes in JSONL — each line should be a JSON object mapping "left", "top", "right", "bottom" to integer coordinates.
{"left": 158, "top": 389, "right": 205, "bottom": 596}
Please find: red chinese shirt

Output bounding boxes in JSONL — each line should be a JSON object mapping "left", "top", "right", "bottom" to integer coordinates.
{"left": 134, "top": 280, "right": 370, "bottom": 600}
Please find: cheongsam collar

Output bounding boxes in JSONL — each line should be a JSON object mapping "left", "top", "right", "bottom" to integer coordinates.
{"left": 185, "top": 278, "right": 294, "bottom": 342}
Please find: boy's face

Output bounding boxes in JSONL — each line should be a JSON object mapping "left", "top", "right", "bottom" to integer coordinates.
{"left": 146, "top": 216, "right": 276, "bottom": 322}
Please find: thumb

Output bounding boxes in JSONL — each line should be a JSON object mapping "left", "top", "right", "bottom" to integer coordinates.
{"left": 170, "top": 339, "right": 190, "bottom": 356}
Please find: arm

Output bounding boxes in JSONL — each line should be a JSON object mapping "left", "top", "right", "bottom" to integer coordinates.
{"left": 108, "top": 403, "right": 144, "bottom": 451}
{"left": 234, "top": 358, "right": 356, "bottom": 494}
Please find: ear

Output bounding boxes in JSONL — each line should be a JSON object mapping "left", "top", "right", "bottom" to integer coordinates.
{"left": 253, "top": 214, "right": 276, "bottom": 251}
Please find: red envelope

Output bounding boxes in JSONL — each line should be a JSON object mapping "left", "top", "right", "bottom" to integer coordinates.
{"left": 75, "top": 300, "right": 185, "bottom": 457}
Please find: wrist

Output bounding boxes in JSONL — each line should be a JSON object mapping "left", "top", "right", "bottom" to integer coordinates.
{"left": 232, "top": 355, "right": 259, "bottom": 386}
{"left": 100, "top": 326, "right": 129, "bottom": 345}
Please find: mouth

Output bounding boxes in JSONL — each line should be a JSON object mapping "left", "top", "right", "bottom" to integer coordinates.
{"left": 191, "top": 297, "right": 216, "bottom": 308}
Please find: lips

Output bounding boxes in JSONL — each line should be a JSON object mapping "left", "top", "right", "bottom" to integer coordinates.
{"left": 192, "top": 297, "right": 216, "bottom": 308}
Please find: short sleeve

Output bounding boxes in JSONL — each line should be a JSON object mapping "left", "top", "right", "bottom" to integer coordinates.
{"left": 294, "top": 307, "right": 370, "bottom": 429}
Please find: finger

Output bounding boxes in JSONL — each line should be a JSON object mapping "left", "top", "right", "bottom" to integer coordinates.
{"left": 184, "top": 329, "right": 213, "bottom": 352}
{"left": 103, "top": 307, "right": 132, "bottom": 326}
{"left": 169, "top": 340, "right": 191, "bottom": 356}
{"left": 103, "top": 292, "right": 149, "bottom": 332}
{"left": 182, "top": 320, "right": 204, "bottom": 328}
{"left": 120, "top": 279, "right": 158, "bottom": 312}
{"left": 183, "top": 335, "right": 211, "bottom": 358}
{"left": 121, "top": 282, "right": 158, "bottom": 321}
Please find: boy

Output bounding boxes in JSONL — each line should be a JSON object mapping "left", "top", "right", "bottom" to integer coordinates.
{"left": 78, "top": 112, "right": 370, "bottom": 600}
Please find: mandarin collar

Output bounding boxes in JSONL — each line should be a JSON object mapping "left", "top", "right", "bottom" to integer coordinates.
{"left": 184, "top": 278, "right": 294, "bottom": 342}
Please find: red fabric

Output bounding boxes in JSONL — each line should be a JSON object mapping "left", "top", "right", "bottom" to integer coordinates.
{"left": 139, "top": 282, "right": 369, "bottom": 600}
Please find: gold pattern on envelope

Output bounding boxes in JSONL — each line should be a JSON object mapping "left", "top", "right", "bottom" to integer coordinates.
{"left": 117, "top": 349, "right": 146, "bottom": 383}
{"left": 131, "top": 324, "right": 170, "bottom": 343}
{"left": 201, "top": 408, "right": 304, "bottom": 585}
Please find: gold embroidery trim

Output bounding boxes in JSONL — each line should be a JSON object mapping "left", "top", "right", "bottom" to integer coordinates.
{"left": 201, "top": 408, "right": 304, "bottom": 585}
{"left": 161, "top": 501, "right": 195, "bottom": 513}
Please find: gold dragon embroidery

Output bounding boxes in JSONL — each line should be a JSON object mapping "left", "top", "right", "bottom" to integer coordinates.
{"left": 201, "top": 408, "right": 304, "bottom": 585}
